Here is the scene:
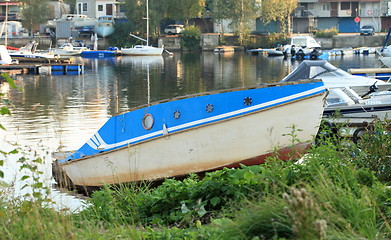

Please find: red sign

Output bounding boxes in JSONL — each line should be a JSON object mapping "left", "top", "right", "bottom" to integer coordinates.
{"left": 354, "top": 17, "right": 360, "bottom": 23}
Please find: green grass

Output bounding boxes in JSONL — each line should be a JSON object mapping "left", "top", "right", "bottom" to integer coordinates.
{"left": 1, "top": 121, "right": 391, "bottom": 239}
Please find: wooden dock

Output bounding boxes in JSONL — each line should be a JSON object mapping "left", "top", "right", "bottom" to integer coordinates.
{"left": 0, "top": 62, "right": 84, "bottom": 75}
{"left": 348, "top": 67, "right": 391, "bottom": 81}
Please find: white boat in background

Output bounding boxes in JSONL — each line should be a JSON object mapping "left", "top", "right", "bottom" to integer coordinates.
{"left": 9, "top": 41, "right": 59, "bottom": 62}
{"left": 120, "top": 0, "right": 163, "bottom": 56}
{"left": 47, "top": 14, "right": 97, "bottom": 29}
{"left": 0, "top": 45, "right": 15, "bottom": 64}
{"left": 52, "top": 43, "right": 89, "bottom": 56}
{"left": 280, "top": 60, "right": 391, "bottom": 96}
{"left": 94, "top": 16, "right": 115, "bottom": 38}
{"left": 324, "top": 87, "right": 391, "bottom": 120}
{"left": 282, "top": 35, "right": 323, "bottom": 59}
{"left": 121, "top": 45, "right": 163, "bottom": 56}
{"left": 53, "top": 79, "right": 326, "bottom": 188}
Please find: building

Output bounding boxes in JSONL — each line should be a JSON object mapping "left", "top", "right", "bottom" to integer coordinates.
{"left": 252, "top": 0, "right": 391, "bottom": 34}
{"left": 293, "top": 0, "right": 384, "bottom": 33}
{"left": 0, "top": 1, "right": 21, "bottom": 21}
{"left": 75, "top": 0, "right": 126, "bottom": 19}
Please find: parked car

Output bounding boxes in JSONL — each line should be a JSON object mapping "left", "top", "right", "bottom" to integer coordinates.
{"left": 164, "top": 24, "right": 184, "bottom": 35}
{"left": 360, "top": 25, "right": 375, "bottom": 36}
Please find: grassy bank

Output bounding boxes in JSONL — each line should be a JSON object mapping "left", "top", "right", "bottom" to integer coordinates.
{"left": 1, "top": 120, "right": 391, "bottom": 239}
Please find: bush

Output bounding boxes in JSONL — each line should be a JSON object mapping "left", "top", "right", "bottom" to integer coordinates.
{"left": 245, "top": 33, "right": 289, "bottom": 49}
{"left": 314, "top": 28, "right": 338, "bottom": 38}
{"left": 180, "top": 25, "right": 201, "bottom": 51}
{"left": 108, "top": 22, "right": 138, "bottom": 48}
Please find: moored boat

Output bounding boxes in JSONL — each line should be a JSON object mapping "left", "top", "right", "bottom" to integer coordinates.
{"left": 0, "top": 44, "right": 14, "bottom": 64}
{"left": 324, "top": 87, "right": 391, "bottom": 120}
{"left": 53, "top": 80, "right": 326, "bottom": 188}
{"left": 9, "top": 41, "right": 59, "bottom": 62}
{"left": 121, "top": 45, "right": 163, "bottom": 56}
{"left": 80, "top": 50, "right": 117, "bottom": 58}
{"left": 120, "top": 0, "right": 163, "bottom": 56}
{"left": 52, "top": 43, "right": 89, "bottom": 56}
{"left": 94, "top": 16, "right": 115, "bottom": 38}
{"left": 280, "top": 60, "right": 391, "bottom": 95}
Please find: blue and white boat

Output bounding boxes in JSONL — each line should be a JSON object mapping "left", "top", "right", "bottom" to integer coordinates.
{"left": 53, "top": 79, "right": 326, "bottom": 188}
{"left": 94, "top": 16, "right": 115, "bottom": 38}
{"left": 80, "top": 50, "right": 116, "bottom": 58}
{"left": 9, "top": 41, "right": 58, "bottom": 62}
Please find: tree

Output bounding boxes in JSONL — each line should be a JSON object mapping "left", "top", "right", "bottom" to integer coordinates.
{"left": 212, "top": 0, "right": 261, "bottom": 45}
{"left": 63, "top": 0, "right": 76, "bottom": 13}
{"left": 259, "top": 0, "right": 298, "bottom": 36}
{"left": 166, "top": 0, "right": 205, "bottom": 26}
{"left": 124, "top": 0, "right": 167, "bottom": 42}
{"left": 20, "top": 0, "right": 50, "bottom": 35}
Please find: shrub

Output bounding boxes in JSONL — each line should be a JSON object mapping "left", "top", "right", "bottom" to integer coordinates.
{"left": 108, "top": 22, "right": 138, "bottom": 48}
{"left": 245, "top": 33, "right": 289, "bottom": 49}
{"left": 314, "top": 28, "right": 338, "bottom": 38}
{"left": 180, "top": 25, "right": 201, "bottom": 51}
{"left": 354, "top": 119, "right": 391, "bottom": 183}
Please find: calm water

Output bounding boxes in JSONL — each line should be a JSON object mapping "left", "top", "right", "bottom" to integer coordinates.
{"left": 0, "top": 52, "right": 383, "bottom": 210}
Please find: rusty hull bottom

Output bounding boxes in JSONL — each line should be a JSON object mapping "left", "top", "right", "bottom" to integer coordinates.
{"left": 54, "top": 142, "right": 311, "bottom": 194}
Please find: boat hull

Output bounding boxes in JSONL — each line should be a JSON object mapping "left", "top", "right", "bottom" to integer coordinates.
{"left": 57, "top": 81, "right": 326, "bottom": 187}
{"left": 9, "top": 54, "right": 55, "bottom": 62}
{"left": 94, "top": 26, "right": 115, "bottom": 38}
{"left": 53, "top": 49, "right": 82, "bottom": 56}
{"left": 121, "top": 45, "right": 163, "bottom": 56}
{"left": 80, "top": 50, "right": 116, "bottom": 58}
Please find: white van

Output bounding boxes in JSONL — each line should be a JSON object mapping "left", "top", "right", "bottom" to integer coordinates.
{"left": 164, "top": 24, "right": 184, "bottom": 35}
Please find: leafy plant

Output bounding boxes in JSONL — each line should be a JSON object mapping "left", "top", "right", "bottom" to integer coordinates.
{"left": 314, "top": 28, "right": 338, "bottom": 38}
{"left": 180, "top": 25, "right": 202, "bottom": 51}
{"left": 354, "top": 119, "right": 391, "bottom": 182}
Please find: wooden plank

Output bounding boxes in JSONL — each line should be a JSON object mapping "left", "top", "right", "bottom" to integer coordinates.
{"left": 348, "top": 68, "right": 391, "bottom": 74}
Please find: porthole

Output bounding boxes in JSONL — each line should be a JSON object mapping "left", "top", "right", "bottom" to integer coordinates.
{"left": 206, "top": 104, "right": 214, "bottom": 113}
{"left": 142, "top": 114, "right": 154, "bottom": 130}
{"left": 244, "top": 97, "right": 253, "bottom": 106}
{"left": 173, "top": 110, "right": 181, "bottom": 119}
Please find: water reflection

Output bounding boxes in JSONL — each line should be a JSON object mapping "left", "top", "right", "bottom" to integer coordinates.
{"left": 0, "top": 52, "right": 383, "bottom": 151}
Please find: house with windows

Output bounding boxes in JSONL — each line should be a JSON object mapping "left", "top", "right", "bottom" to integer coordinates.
{"left": 256, "top": 0, "right": 391, "bottom": 34}
{"left": 292, "top": 0, "right": 391, "bottom": 33}
{"left": 0, "top": 0, "right": 70, "bottom": 21}
{"left": 75, "top": 0, "right": 125, "bottom": 19}
{"left": 0, "top": 1, "right": 21, "bottom": 21}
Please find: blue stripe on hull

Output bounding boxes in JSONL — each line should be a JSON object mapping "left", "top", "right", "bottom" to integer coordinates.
{"left": 63, "top": 81, "right": 325, "bottom": 162}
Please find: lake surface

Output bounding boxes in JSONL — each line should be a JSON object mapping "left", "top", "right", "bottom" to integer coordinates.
{"left": 0, "top": 51, "right": 384, "bottom": 210}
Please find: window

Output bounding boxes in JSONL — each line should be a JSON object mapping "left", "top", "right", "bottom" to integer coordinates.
{"left": 83, "top": 3, "right": 88, "bottom": 11}
{"left": 98, "top": 5, "right": 103, "bottom": 11}
{"left": 323, "top": 3, "right": 330, "bottom": 11}
{"left": 340, "top": 2, "right": 350, "bottom": 10}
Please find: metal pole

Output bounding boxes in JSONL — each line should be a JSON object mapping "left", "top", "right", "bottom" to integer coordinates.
{"left": 5, "top": 0, "right": 9, "bottom": 47}
{"left": 146, "top": 0, "right": 149, "bottom": 46}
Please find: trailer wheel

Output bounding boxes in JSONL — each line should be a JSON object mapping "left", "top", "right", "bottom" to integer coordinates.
{"left": 353, "top": 128, "right": 368, "bottom": 144}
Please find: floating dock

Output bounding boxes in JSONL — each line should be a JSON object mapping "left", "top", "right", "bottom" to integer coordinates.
{"left": 0, "top": 63, "right": 84, "bottom": 75}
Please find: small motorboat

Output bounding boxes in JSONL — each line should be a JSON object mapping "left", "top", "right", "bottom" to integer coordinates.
{"left": 9, "top": 41, "right": 59, "bottom": 62}
{"left": 280, "top": 60, "right": 391, "bottom": 96}
{"left": 53, "top": 79, "right": 326, "bottom": 188}
{"left": 324, "top": 87, "right": 391, "bottom": 119}
{"left": 282, "top": 35, "right": 323, "bottom": 60}
{"left": 52, "top": 43, "right": 89, "bottom": 56}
